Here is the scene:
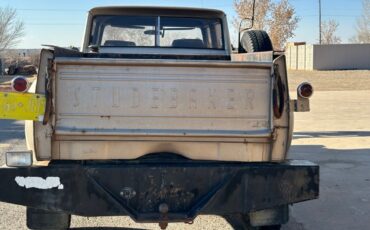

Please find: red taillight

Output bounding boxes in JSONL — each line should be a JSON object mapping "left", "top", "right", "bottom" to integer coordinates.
{"left": 297, "top": 82, "right": 313, "bottom": 98}
{"left": 11, "top": 77, "right": 29, "bottom": 92}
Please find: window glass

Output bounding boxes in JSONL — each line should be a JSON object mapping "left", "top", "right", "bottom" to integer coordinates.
{"left": 93, "top": 16, "right": 156, "bottom": 47}
{"left": 101, "top": 24, "right": 155, "bottom": 47}
{"left": 91, "top": 15, "right": 224, "bottom": 49}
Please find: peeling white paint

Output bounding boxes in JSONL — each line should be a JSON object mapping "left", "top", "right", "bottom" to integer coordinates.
{"left": 15, "top": 176, "right": 64, "bottom": 190}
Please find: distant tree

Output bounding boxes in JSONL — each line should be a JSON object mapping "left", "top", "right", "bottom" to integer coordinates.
{"left": 268, "top": 0, "right": 299, "bottom": 49}
{"left": 233, "top": 0, "right": 299, "bottom": 50}
{"left": 29, "top": 52, "right": 40, "bottom": 66}
{"left": 350, "top": 0, "right": 370, "bottom": 43}
{"left": 233, "top": 0, "right": 271, "bottom": 30}
{"left": 321, "top": 20, "right": 341, "bottom": 44}
{"left": 0, "top": 7, "right": 25, "bottom": 52}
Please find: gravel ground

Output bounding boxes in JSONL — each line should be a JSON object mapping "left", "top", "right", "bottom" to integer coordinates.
{"left": 288, "top": 70, "right": 370, "bottom": 91}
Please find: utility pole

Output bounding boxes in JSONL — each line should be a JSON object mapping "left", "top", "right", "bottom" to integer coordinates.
{"left": 319, "top": 0, "right": 322, "bottom": 44}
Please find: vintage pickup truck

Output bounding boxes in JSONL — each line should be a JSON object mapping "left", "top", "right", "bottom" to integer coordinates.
{"left": 0, "top": 6, "right": 318, "bottom": 230}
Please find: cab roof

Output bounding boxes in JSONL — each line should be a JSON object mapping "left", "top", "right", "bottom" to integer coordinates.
{"left": 89, "top": 6, "right": 226, "bottom": 18}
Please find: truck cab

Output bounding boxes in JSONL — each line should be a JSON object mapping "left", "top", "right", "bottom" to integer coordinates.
{"left": 82, "top": 7, "right": 232, "bottom": 56}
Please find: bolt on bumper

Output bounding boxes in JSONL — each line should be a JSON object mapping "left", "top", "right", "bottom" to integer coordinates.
{"left": 0, "top": 159, "right": 319, "bottom": 223}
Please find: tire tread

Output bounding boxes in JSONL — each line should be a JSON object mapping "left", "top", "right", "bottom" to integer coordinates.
{"left": 240, "top": 30, "right": 273, "bottom": 53}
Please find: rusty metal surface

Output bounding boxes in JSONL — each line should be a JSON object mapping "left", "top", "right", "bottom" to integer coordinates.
{"left": 231, "top": 51, "right": 273, "bottom": 63}
{"left": 0, "top": 158, "right": 318, "bottom": 223}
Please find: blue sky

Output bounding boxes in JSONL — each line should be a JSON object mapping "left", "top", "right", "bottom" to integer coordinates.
{"left": 0, "top": 0, "right": 364, "bottom": 48}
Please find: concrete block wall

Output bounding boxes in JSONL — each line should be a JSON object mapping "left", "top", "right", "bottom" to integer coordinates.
{"left": 286, "top": 43, "right": 370, "bottom": 70}
{"left": 313, "top": 44, "right": 370, "bottom": 70}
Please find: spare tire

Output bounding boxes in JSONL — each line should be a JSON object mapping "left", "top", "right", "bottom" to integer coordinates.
{"left": 240, "top": 30, "right": 273, "bottom": 53}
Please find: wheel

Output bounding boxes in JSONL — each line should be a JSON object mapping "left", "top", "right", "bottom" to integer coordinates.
{"left": 224, "top": 214, "right": 255, "bottom": 230}
{"left": 260, "top": 225, "right": 281, "bottom": 230}
{"left": 26, "top": 207, "right": 71, "bottom": 230}
{"left": 223, "top": 214, "right": 281, "bottom": 230}
{"left": 239, "top": 30, "right": 273, "bottom": 53}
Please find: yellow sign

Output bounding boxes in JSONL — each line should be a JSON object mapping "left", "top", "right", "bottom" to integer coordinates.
{"left": 0, "top": 92, "right": 46, "bottom": 121}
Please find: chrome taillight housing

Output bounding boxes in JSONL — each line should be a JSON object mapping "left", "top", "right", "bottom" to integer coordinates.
{"left": 297, "top": 82, "right": 313, "bottom": 98}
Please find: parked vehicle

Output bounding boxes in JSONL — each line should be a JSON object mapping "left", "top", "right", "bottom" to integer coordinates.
{"left": 0, "top": 6, "right": 318, "bottom": 230}
{"left": 6, "top": 64, "right": 37, "bottom": 75}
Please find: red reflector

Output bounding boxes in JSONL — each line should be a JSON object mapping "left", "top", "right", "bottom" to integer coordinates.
{"left": 298, "top": 83, "right": 313, "bottom": 98}
{"left": 11, "top": 77, "right": 29, "bottom": 92}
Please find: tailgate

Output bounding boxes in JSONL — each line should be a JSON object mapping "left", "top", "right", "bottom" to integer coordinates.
{"left": 54, "top": 58, "right": 272, "bottom": 137}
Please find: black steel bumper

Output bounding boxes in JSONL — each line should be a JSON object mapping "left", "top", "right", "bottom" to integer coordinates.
{"left": 0, "top": 159, "right": 318, "bottom": 222}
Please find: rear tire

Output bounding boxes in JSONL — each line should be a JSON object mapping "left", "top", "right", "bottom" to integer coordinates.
{"left": 240, "top": 30, "right": 273, "bottom": 53}
{"left": 224, "top": 214, "right": 281, "bottom": 230}
{"left": 260, "top": 225, "right": 281, "bottom": 230}
{"left": 26, "top": 207, "right": 71, "bottom": 230}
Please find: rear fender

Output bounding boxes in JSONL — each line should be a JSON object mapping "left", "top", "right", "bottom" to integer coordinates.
{"left": 31, "top": 49, "right": 54, "bottom": 161}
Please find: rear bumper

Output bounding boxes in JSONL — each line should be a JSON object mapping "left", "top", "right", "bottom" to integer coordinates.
{"left": 0, "top": 159, "right": 318, "bottom": 223}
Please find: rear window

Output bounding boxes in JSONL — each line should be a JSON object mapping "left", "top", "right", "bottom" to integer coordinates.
{"left": 90, "top": 15, "right": 224, "bottom": 49}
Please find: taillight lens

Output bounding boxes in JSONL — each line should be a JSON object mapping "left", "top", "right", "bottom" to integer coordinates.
{"left": 297, "top": 82, "right": 313, "bottom": 98}
{"left": 11, "top": 77, "right": 29, "bottom": 92}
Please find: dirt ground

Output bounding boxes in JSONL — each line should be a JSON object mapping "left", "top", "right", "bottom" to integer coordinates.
{"left": 0, "top": 70, "right": 369, "bottom": 230}
{"left": 288, "top": 70, "right": 370, "bottom": 91}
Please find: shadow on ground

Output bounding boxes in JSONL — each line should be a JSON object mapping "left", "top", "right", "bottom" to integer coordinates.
{"left": 293, "top": 131, "right": 370, "bottom": 140}
{"left": 288, "top": 143, "right": 370, "bottom": 230}
{"left": 71, "top": 228, "right": 147, "bottom": 230}
{"left": 290, "top": 144, "right": 370, "bottom": 160}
